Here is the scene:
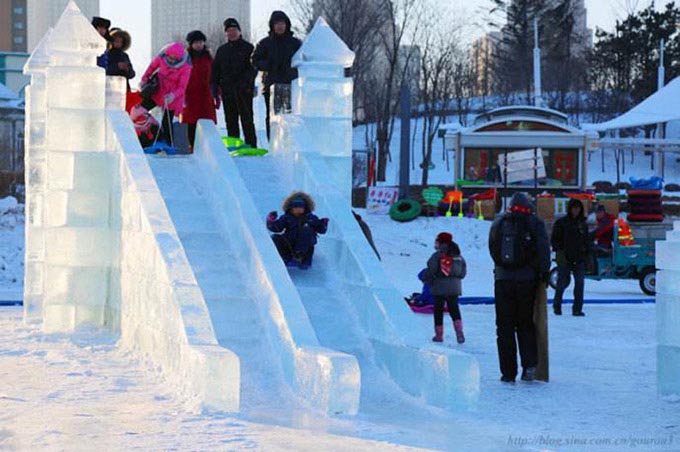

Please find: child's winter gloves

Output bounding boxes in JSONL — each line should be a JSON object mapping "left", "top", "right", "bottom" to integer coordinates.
{"left": 267, "top": 211, "right": 278, "bottom": 222}
{"left": 321, "top": 218, "right": 329, "bottom": 227}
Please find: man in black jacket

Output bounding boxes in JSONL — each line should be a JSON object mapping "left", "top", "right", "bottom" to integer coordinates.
{"left": 212, "top": 18, "right": 257, "bottom": 147}
{"left": 252, "top": 10, "right": 302, "bottom": 139}
{"left": 489, "top": 192, "right": 551, "bottom": 383}
{"left": 551, "top": 198, "right": 589, "bottom": 316}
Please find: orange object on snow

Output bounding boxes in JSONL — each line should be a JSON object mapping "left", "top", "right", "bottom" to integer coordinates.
{"left": 616, "top": 218, "right": 635, "bottom": 246}
{"left": 444, "top": 191, "right": 463, "bottom": 203}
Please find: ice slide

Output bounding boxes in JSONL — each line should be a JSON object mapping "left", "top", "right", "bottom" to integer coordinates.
{"left": 23, "top": 3, "right": 478, "bottom": 415}
{"left": 141, "top": 118, "right": 478, "bottom": 413}
{"left": 144, "top": 123, "right": 361, "bottom": 416}
{"left": 229, "top": 120, "right": 479, "bottom": 411}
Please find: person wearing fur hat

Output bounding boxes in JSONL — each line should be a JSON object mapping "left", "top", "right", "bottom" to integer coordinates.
{"left": 266, "top": 192, "right": 329, "bottom": 270}
{"left": 140, "top": 42, "right": 192, "bottom": 145}
{"left": 105, "top": 29, "right": 135, "bottom": 89}
{"left": 488, "top": 192, "right": 550, "bottom": 383}
{"left": 211, "top": 19, "right": 257, "bottom": 147}
{"left": 182, "top": 30, "right": 217, "bottom": 149}
{"left": 92, "top": 16, "right": 112, "bottom": 69}
{"left": 422, "top": 232, "right": 467, "bottom": 344}
{"left": 252, "top": 10, "right": 302, "bottom": 139}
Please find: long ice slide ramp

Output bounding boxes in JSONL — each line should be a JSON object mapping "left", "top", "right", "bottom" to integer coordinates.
{"left": 229, "top": 117, "right": 480, "bottom": 411}
{"left": 145, "top": 122, "right": 360, "bottom": 416}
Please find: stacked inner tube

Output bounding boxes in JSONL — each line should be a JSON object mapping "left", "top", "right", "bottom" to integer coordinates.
{"left": 627, "top": 189, "right": 663, "bottom": 222}
{"left": 389, "top": 199, "right": 422, "bottom": 222}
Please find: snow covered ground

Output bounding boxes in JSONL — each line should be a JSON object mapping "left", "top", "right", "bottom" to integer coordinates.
{"left": 1, "top": 207, "right": 678, "bottom": 451}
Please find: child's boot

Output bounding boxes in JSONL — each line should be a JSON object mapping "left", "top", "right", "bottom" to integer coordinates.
{"left": 454, "top": 319, "right": 465, "bottom": 344}
{"left": 432, "top": 325, "right": 444, "bottom": 343}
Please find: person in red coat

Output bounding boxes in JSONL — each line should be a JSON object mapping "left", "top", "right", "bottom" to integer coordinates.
{"left": 182, "top": 30, "right": 219, "bottom": 149}
{"left": 592, "top": 205, "right": 616, "bottom": 254}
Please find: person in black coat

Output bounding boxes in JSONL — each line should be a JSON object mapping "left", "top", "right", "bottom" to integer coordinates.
{"left": 212, "top": 18, "right": 257, "bottom": 147}
{"left": 92, "top": 16, "right": 112, "bottom": 69}
{"left": 266, "top": 192, "right": 328, "bottom": 270}
{"left": 488, "top": 192, "right": 550, "bottom": 383}
{"left": 252, "top": 10, "right": 302, "bottom": 139}
{"left": 106, "top": 29, "right": 135, "bottom": 90}
{"left": 551, "top": 198, "right": 589, "bottom": 316}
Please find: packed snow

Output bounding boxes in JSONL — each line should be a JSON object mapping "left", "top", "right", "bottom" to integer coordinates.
{"left": 1, "top": 206, "right": 678, "bottom": 450}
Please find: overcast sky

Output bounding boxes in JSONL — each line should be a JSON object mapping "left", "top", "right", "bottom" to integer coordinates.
{"left": 100, "top": 0, "right": 664, "bottom": 84}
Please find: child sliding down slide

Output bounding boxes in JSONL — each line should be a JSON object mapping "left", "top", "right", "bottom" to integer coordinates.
{"left": 267, "top": 192, "right": 329, "bottom": 270}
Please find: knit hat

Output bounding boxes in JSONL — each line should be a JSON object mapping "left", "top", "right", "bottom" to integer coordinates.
{"left": 436, "top": 232, "right": 453, "bottom": 244}
{"left": 92, "top": 16, "right": 111, "bottom": 29}
{"left": 186, "top": 30, "right": 207, "bottom": 44}
{"left": 223, "top": 18, "right": 241, "bottom": 31}
{"left": 596, "top": 204, "right": 607, "bottom": 213}
{"left": 290, "top": 196, "right": 307, "bottom": 209}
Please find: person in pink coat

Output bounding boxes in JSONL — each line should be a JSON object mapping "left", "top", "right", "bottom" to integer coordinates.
{"left": 140, "top": 42, "right": 192, "bottom": 145}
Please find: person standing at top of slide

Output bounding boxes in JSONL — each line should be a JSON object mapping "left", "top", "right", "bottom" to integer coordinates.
{"left": 91, "top": 16, "right": 112, "bottom": 68}
{"left": 252, "top": 10, "right": 302, "bottom": 140}
{"left": 183, "top": 30, "right": 218, "bottom": 150}
{"left": 140, "top": 43, "right": 192, "bottom": 145}
{"left": 212, "top": 18, "right": 257, "bottom": 147}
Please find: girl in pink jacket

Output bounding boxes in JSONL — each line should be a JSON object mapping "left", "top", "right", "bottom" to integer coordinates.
{"left": 140, "top": 42, "right": 192, "bottom": 145}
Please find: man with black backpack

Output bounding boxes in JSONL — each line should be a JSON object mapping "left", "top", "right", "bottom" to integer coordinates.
{"left": 489, "top": 192, "right": 550, "bottom": 383}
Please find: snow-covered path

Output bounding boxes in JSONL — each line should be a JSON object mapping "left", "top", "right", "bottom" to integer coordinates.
{"left": 0, "top": 307, "right": 424, "bottom": 451}
{"left": 2, "top": 208, "right": 678, "bottom": 451}
{"left": 2, "top": 301, "right": 677, "bottom": 451}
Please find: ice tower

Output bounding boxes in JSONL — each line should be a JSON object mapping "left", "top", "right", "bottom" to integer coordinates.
{"left": 23, "top": 1, "right": 117, "bottom": 332}
{"left": 656, "top": 221, "right": 680, "bottom": 397}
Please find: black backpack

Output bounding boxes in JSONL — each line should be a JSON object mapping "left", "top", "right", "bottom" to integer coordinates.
{"left": 493, "top": 214, "right": 536, "bottom": 269}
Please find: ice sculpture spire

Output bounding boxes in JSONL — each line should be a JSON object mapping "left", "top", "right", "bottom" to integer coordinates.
{"left": 23, "top": 1, "right": 114, "bottom": 332}
{"left": 292, "top": 17, "right": 355, "bottom": 68}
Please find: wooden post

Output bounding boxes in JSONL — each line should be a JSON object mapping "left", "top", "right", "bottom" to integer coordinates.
{"left": 534, "top": 282, "right": 549, "bottom": 382}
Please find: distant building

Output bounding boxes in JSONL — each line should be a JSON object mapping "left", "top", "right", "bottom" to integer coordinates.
{"left": 0, "top": 0, "right": 28, "bottom": 52}
{"left": 570, "top": 0, "right": 593, "bottom": 54}
{"left": 472, "top": 32, "right": 501, "bottom": 97}
{"left": 151, "top": 0, "right": 251, "bottom": 55}
{"left": 0, "top": 52, "right": 29, "bottom": 97}
{"left": 27, "top": 0, "right": 99, "bottom": 52}
{"left": 0, "top": 81, "right": 24, "bottom": 181}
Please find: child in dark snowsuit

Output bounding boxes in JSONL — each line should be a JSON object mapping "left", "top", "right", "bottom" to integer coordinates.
{"left": 267, "top": 192, "right": 329, "bottom": 270}
{"left": 405, "top": 269, "right": 435, "bottom": 307}
{"left": 422, "top": 232, "right": 467, "bottom": 343}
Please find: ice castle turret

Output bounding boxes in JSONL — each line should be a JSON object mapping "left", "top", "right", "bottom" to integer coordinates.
{"left": 657, "top": 221, "right": 680, "bottom": 397}
{"left": 288, "top": 17, "right": 355, "bottom": 196}
{"left": 23, "top": 0, "right": 119, "bottom": 332}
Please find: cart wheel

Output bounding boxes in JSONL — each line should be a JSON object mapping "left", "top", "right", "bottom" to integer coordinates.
{"left": 548, "top": 267, "right": 559, "bottom": 290}
{"left": 639, "top": 267, "right": 656, "bottom": 296}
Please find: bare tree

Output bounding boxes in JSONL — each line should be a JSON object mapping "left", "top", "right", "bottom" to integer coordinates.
{"left": 417, "top": 6, "right": 462, "bottom": 185}
{"left": 371, "top": 0, "right": 423, "bottom": 181}
{"left": 290, "top": 0, "right": 391, "bottom": 122}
